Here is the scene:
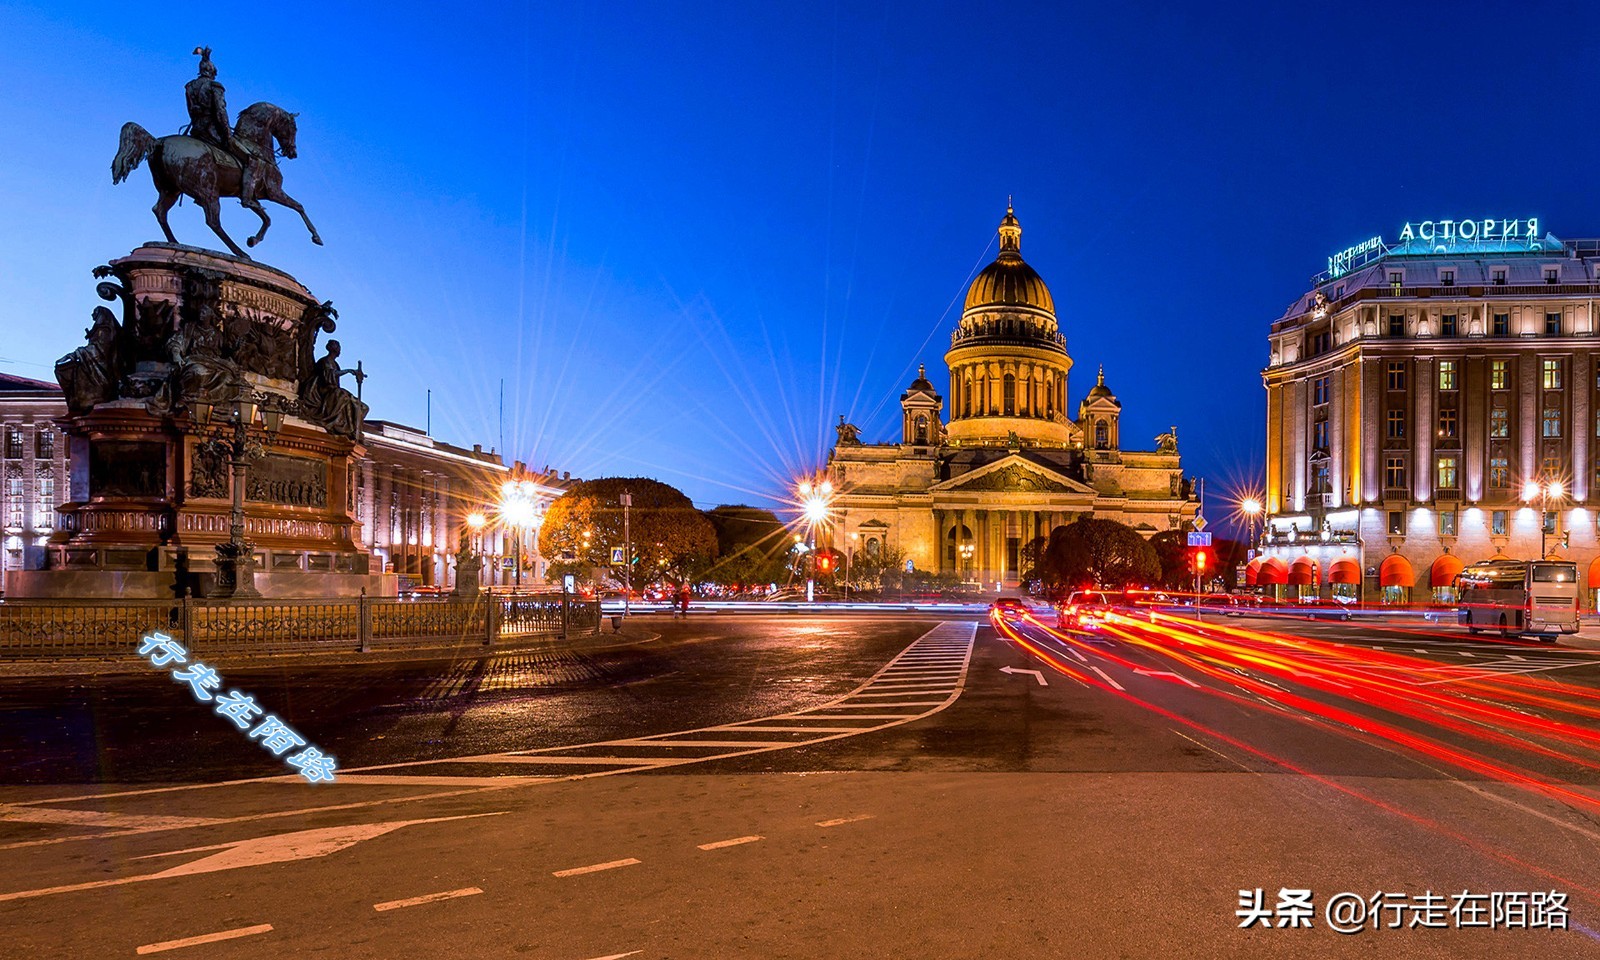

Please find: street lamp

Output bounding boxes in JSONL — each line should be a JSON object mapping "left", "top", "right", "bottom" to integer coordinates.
{"left": 500, "top": 479, "right": 540, "bottom": 592}
{"left": 1522, "top": 478, "right": 1566, "bottom": 558}
{"left": 1239, "top": 497, "right": 1263, "bottom": 554}
{"left": 796, "top": 476, "right": 834, "bottom": 602}
{"left": 193, "top": 381, "right": 283, "bottom": 598}
{"left": 959, "top": 542, "right": 975, "bottom": 583}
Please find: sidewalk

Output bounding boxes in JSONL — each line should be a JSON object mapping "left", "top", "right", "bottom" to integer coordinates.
{"left": 0, "top": 624, "right": 661, "bottom": 679}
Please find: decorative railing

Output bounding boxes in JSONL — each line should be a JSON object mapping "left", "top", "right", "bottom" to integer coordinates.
{"left": 0, "top": 593, "right": 600, "bottom": 661}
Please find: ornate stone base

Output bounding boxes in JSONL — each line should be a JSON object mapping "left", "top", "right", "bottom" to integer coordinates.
{"left": 4, "top": 568, "right": 395, "bottom": 600}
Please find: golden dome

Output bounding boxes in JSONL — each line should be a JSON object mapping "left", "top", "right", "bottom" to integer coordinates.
{"left": 963, "top": 203, "right": 1055, "bottom": 314}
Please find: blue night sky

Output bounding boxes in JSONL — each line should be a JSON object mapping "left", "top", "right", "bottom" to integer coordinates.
{"left": 3, "top": 2, "right": 1598, "bottom": 518}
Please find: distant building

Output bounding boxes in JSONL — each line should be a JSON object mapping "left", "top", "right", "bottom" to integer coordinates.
{"left": 0, "top": 373, "right": 70, "bottom": 594}
{"left": 1261, "top": 217, "right": 1600, "bottom": 605}
{"left": 828, "top": 205, "right": 1200, "bottom": 588}
{"left": 0, "top": 376, "right": 570, "bottom": 594}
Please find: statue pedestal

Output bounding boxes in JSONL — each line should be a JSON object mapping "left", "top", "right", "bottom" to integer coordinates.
{"left": 17, "top": 243, "right": 393, "bottom": 600}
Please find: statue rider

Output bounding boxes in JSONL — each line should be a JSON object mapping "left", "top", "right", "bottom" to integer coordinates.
{"left": 184, "top": 47, "right": 268, "bottom": 205}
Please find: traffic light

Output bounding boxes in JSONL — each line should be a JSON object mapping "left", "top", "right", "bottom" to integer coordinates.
{"left": 817, "top": 553, "right": 833, "bottom": 574}
{"left": 1196, "top": 550, "right": 1208, "bottom": 573}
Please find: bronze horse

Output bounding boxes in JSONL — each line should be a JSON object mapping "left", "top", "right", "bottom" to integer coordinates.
{"left": 112, "top": 102, "right": 322, "bottom": 259}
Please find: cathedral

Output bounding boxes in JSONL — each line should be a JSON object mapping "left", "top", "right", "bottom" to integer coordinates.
{"left": 828, "top": 204, "right": 1200, "bottom": 588}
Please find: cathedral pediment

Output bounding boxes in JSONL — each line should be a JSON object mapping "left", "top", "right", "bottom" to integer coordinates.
{"left": 931, "top": 455, "right": 1094, "bottom": 495}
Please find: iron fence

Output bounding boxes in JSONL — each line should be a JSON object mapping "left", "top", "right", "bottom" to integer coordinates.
{"left": 0, "top": 593, "right": 600, "bottom": 661}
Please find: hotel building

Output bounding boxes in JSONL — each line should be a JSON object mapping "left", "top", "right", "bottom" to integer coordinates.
{"left": 1259, "top": 218, "right": 1600, "bottom": 604}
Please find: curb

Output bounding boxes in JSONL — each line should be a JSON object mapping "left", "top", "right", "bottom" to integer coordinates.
{"left": 0, "top": 628, "right": 664, "bottom": 679}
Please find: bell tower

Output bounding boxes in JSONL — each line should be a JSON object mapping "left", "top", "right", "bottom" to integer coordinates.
{"left": 901, "top": 365, "right": 942, "bottom": 448}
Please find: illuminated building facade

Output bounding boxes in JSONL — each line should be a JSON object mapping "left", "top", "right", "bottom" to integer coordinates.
{"left": 1260, "top": 218, "right": 1600, "bottom": 604}
{"left": 829, "top": 205, "right": 1200, "bottom": 588}
{"left": 0, "top": 373, "right": 70, "bottom": 595}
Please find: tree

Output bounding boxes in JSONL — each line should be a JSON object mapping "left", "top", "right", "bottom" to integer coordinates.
{"left": 1035, "top": 517, "right": 1161, "bottom": 597}
{"left": 703, "top": 505, "right": 790, "bottom": 586}
{"left": 539, "top": 477, "right": 717, "bottom": 584}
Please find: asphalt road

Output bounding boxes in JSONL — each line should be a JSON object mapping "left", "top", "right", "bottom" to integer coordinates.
{"left": 4, "top": 610, "right": 1600, "bottom": 958}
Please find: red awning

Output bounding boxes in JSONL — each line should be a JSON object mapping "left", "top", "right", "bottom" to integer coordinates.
{"left": 1328, "top": 559, "right": 1360, "bottom": 585}
{"left": 1379, "top": 555, "right": 1415, "bottom": 588}
{"left": 1587, "top": 557, "right": 1600, "bottom": 589}
{"left": 1257, "top": 557, "right": 1288, "bottom": 586}
{"left": 1288, "top": 557, "right": 1319, "bottom": 586}
{"left": 1430, "top": 554, "right": 1465, "bottom": 588}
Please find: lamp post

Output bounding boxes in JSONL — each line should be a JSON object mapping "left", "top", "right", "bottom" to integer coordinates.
{"left": 846, "top": 531, "right": 858, "bottom": 600}
{"left": 959, "top": 542, "right": 975, "bottom": 584}
{"left": 1239, "top": 497, "right": 1263, "bottom": 556}
{"left": 620, "top": 490, "right": 632, "bottom": 620}
{"left": 797, "top": 476, "right": 833, "bottom": 603}
{"left": 1522, "top": 479, "right": 1566, "bottom": 558}
{"left": 193, "top": 382, "right": 283, "bottom": 599}
{"left": 500, "top": 479, "right": 539, "bottom": 592}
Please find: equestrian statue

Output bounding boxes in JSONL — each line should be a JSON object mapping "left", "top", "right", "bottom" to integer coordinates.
{"left": 111, "top": 47, "right": 322, "bottom": 259}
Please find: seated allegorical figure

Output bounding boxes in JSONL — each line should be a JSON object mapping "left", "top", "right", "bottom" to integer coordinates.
{"left": 56, "top": 306, "right": 122, "bottom": 413}
{"left": 300, "top": 339, "right": 368, "bottom": 438}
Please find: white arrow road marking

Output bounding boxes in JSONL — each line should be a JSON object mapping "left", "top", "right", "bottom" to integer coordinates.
{"left": 1133, "top": 668, "right": 1201, "bottom": 688}
{"left": 999, "top": 666, "right": 1047, "bottom": 685}
{"left": 0, "top": 812, "right": 504, "bottom": 903}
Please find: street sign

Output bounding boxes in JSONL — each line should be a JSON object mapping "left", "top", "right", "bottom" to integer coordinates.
{"left": 1187, "top": 531, "right": 1212, "bottom": 547}
{"left": 1192, "top": 515, "right": 1207, "bottom": 532}
{"left": 610, "top": 547, "right": 625, "bottom": 565}
{"left": 562, "top": 574, "right": 575, "bottom": 592}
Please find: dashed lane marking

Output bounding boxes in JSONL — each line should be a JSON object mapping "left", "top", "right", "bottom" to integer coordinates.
{"left": 136, "top": 924, "right": 273, "bottom": 954}
{"left": 373, "top": 887, "right": 483, "bottom": 912}
{"left": 553, "top": 858, "right": 641, "bottom": 878}
{"left": 816, "top": 814, "right": 874, "bottom": 828}
{"left": 697, "top": 835, "right": 763, "bottom": 851}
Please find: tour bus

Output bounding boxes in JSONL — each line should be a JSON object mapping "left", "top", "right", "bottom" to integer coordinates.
{"left": 1456, "top": 559, "right": 1581, "bottom": 640}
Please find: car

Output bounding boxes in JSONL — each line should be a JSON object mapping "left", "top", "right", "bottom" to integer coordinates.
{"left": 989, "top": 597, "right": 1029, "bottom": 619}
{"left": 1060, "top": 590, "right": 1118, "bottom": 631}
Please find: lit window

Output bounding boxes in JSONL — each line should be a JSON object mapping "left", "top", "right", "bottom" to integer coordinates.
{"left": 1492, "top": 510, "right": 1507, "bottom": 536}
{"left": 1543, "top": 406, "right": 1563, "bottom": 438}
{"left": 1489, "top": 457, "right": 1509, "bottom": 488}
{"left": 1438, "top": 360, "right": 1457, "bottom": 391}
{"left": 1544, "top": 359, "right": 1562, "bottom": 390}
{"left": 1389, "top": 271, "right": 1404, "bottom": 287}
{"left": 3, "top": 428, "right": 20, "bottom": 460}
{"left": 1490, "top": 407, "right": 1509, "bottom": 438}
{"left": 1387, "top": 409, "right": 1406, "bottom": 439}
{"left": 1436, "top": 456, "right": 1458, "bottom": 490}
{"left": 34, "top": 429, "right": 53, "bottom": 461}
{"left": 34, "top": 477, "right": 53, "bottom": 530}
{"left": 1437, "top": 408, "right": 1457, "bottom": 439}
{"left": 1490, "top": 360, "right": 1509, "bottom": 390}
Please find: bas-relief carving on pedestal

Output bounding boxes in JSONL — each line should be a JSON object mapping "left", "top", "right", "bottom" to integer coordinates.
{"left": 246, "top": 454, "right": 328, "bottom": 508}
{"left": 89, "top": 441, "right": 166, "bottom": 498}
